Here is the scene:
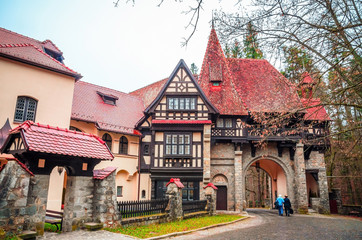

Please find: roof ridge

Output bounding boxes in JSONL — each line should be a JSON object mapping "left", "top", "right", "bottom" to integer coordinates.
{"left": 0, "top": 27, "right": 45, "bottom": 46}
{"left": 14, "top": 121, "right": 105, "bottom": 144}
{"left": 0, "top": 43, "right": 81, "bottom": 77}
{"left": 129, "top": 77, "right": 169, "bottom": 94}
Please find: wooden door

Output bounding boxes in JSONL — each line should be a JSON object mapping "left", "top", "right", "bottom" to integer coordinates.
{"left": 216, "top": 186, "right": 227, "bottom": 210}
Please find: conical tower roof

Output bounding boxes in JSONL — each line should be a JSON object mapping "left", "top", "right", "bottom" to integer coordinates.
{"left": 198, "top": 29, "right": 248, "bottom": 115}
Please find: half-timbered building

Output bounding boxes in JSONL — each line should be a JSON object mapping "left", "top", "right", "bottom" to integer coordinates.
{"left": 132, "top": 28, "right": 330, "bottom": 213}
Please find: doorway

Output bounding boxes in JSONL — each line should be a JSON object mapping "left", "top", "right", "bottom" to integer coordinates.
{"left": 216, "top": 186, "right": 227, "bottom": 210}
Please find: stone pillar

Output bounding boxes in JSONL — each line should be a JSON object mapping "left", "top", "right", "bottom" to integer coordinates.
{"left": 63, "top": 176, "right": 94, "bottom": 232}
{"left": 234, "top": 150, "right": 243, "bottom": 212}
{"left": 26, "top": 174, "right": 50, "bottom": 235}
{"left": 294, "top": 142, "right": 308, "bottom": 213}
{"left": 165, "top": 179, "right": 184, "bottom": 221}
{"left": 203, "top": 125, "right": 211, "bottom": 183}
{"left": 318, "top": 168, "right": 330, "bottom": 214}
{"left": 0, "top": 160, "right": 32, "bottom": 234}
{"left": 204, "top": 183, "right": 217, "bottom": 215}
{"left": 93, "top": 171, "right": 121, "bottom": 227}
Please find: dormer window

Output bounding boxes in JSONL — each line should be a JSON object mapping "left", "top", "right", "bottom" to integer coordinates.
{"left": 209, "top": 63, "right": 223, "bottom": 82}
{"left": 43, "top": 48, "right": 64, "bottom": 63}
{"left": 97, "top": 91, "right": 118, "bottom": 106}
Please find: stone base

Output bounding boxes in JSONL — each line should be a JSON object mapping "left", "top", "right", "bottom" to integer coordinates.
{"left": 84, "top": 223, "right": 103, "bottom": 231}
{"left": 18, "top": 230, "right": 37, "bottom": 240}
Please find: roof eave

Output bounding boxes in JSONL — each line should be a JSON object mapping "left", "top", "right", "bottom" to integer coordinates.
{"left": 0, "top": 53, "right": 82, "bottom": 81}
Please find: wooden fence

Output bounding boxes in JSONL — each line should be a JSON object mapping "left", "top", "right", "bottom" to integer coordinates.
{"left": 117, "top": 198, "right": 168, "bottom": 219}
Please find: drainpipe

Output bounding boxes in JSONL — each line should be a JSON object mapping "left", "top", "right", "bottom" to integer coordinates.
{"left": 137, "top": 134, "right": 142, "bottom": 201}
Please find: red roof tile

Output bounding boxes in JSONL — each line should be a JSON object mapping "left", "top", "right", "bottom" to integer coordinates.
{"left": 301, "top": 98, "right": 330, "bottom": 121}
{"left": 130, "top": 78, "right": 169, "bottom": 108}
{"left": 93, "top": 166, "right": 117, "bottom": 180}
{"left": 301, "top": 72, "right": 315, "bottom": 84}
{"left": 203, "top": 182, "right": 218, "bottom": 190}
{"left": 166, "top": 178, "right": 184, "bottom": 188}
{"left": 152, "top": 120, "right": 212, "bottom": 124}
{"left": 72, "top": 81, "right": 144, "bottom": 135}
{"left": 228, "top": 58, "right": 302, "bottom": 112}
{"left": 198, "top": 29, "right": 248, "bottom": 115}
{"left": 7, "top": 121, "right": 113, "bottom": 160}
{"left": 0, "top": 27, "right": 81, "bottom": 80}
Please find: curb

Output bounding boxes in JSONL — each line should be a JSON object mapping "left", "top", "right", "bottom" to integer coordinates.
{"left": 116, "top": 215, "right": 250, "bottom": 240}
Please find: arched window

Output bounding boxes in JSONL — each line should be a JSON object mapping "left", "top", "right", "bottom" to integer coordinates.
{"left": 141, "top": 190, "right": 146, "bottom": 199}
{"left": 102, "top": 133, "right": 112, "bottom": 151}
{"left": 119, "top": 136, "right": 128, "bottom": 154}
{"left": 14, "top": 96, "right": 37, "bottom": 122}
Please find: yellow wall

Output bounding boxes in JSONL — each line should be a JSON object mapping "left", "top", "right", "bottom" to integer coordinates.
{"left": 0, "top": 57, "right": 75, "bottom": 129}
{"left": 70, "top": 120, "right": 143, "bottom": 200}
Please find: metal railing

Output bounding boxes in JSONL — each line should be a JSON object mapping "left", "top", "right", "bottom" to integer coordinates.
{"left": 182, "top": 200, "right": 207, "bottom": 214}
{"left": 118, "top": 198, "right": 168, "bottom": 219}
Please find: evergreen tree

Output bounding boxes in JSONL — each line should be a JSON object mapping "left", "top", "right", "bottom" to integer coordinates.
{"left": 243, "top": 22, "right": 263, "bottom": 59}
{"left": 190, "top": 63, "right": 199, "bottom": 75}
{"left": 224, "top": 39, "right": 242, "bottom": 59}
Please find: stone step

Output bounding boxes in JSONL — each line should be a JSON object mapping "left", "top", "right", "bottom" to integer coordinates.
{"left": 308, "top": 208, "right": 317, "bottom": 213}
{"left": 18, "top": 230, "right": 37, "bottom": 240}
{"left": 84, "top": 222, "right": 103, "bottom": 231}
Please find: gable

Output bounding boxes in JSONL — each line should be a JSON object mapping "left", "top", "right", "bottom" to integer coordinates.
{"left": 145, "top": 59, "right": 218, "bottom": 118}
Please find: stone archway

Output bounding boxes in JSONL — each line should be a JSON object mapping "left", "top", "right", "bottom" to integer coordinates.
{"left": 242, "top": 155, "right": 295, "bottom": 210}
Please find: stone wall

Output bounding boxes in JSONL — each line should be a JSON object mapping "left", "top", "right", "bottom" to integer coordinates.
{"left": 93, "top": 171, "right": 121, "bottom": 227}
{"left": 0, "top": 161, "right": 50, "bottom": 235}
{"left": 0, "top": 161, "right": 32, "bottom": 234}
{"left": 62, "top": 176, "right": 94, "bottom": 232}
{"left": 210, "top": 143, "right": 236, "bottom": 211}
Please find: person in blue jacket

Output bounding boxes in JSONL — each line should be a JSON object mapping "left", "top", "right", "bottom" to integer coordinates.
{"left": 276, "top": 194, "right": 285, "bottom": 216}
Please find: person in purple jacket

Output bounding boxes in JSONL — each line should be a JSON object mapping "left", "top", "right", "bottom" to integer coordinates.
{"left": 276, "top": 194, "right": 285, "bottom": 216}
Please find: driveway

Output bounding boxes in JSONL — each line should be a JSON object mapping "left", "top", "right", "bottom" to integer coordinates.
{"left": 171, "top": 209, "right": 362, "bottom": 240}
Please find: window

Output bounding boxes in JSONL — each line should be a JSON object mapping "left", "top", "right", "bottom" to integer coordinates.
{"left": 117, "top": 186, "right": 123, "bottom": 197}
{"left": 96, "top": 91, "right": 118, "bottom": 105}
{"left": 212, "top": 82, "right": 220, "bottom": 86}
{"left": 141, "top": 190, "right": 146, "bottom": 199}
{"left": 119, "top": 136, "right": 128, "bottom": 154}
{"left": 216, "top": 118, "right": 233, "bottom": 128}
{"left": 143, "top": 144, "right": 150, "bottom": 156}
{"left": 167, "top": 97, "right": 196, "bottom": 110}
{"left": 102, "top": 133, "right": 112, "bottom": 151}
{"left": 182, "top": 182, "right": 199, "bottom": 201}
{"left": 14, "top": 96, "right": 37, "bottom": 122}
{"left": 225, "top": 119, "right": 232, "bottom": 128}
{"left": 165, "top": 133, "right": 191, "bottom": 155}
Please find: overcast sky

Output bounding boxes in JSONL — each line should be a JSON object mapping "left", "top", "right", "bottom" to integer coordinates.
{"left": 1, "top": 0, "right": 243, "bottom": 93}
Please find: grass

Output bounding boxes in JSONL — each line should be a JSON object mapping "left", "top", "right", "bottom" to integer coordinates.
{"left": 44, "top": 223, "right": 61, "bottom": 233}
{"left": 105, "top": 214, "right": 245, "bottom": 239}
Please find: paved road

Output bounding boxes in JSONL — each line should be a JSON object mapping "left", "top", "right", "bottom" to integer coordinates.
{"left": 172, "top": 209, "right": 362, "bottom": 240}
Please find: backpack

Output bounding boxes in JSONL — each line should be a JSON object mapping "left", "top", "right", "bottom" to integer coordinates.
{"left": 274, "top": 201, "right": 279, "bottom": 208}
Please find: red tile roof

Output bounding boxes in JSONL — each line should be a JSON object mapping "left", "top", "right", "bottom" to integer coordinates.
{"left": 203, "top": 182, "right": 218, "bottom": 190}
{"left": 301, "top": 72, "right": 315, "bottom": 84}
{"left": 6, "top": 121, "right": 113, "bottom": 160}
{"left": 227, "top": 58, "right": 302, "bottom": 112}
{"left": 130, "top": 78, "right": 169, "bottom": 108}
{"left": 166, "top": 178, "right": 184, "bottom": 188}
{"left": 93, "top": 166, "right": 117, "bottom": 180}
{"left": 198, "top": 29, "right": 248, "bottom": 115}
{"left": 72, "top": 81, "right": 144, "bottom": 135}
{"left": 152, "top": 120, "right": 212, "bottom": 124}
{"left": 0, "top": 27, "right": 81, "bottom": 80}
{"left": 301, "top": 98, "right": 330, "bottom": 121}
